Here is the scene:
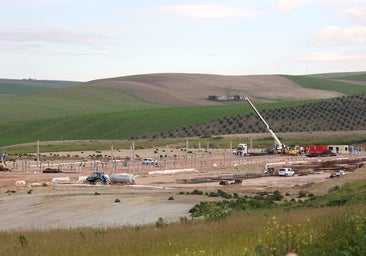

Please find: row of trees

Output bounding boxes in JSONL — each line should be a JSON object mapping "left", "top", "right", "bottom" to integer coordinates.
{"left": 150, "top": 94, "right": 366, "bottom": 138}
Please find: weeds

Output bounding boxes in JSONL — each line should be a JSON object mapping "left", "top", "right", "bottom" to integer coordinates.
{"left": 18, "top": 235, "right": 28, "bottom": 247}
{"left": 155, "top": 217, "right": 166, "bottom": 229}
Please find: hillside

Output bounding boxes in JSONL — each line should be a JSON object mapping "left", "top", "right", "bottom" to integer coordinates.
{"left": 0, "top": 79, "right": 79, "bottom": 95}
{"left": 1, "top": 73, "right": 361, "bottom": 122}
{"left": 0, "top": 72, "right": 366, "bottom": 146}
{"left": 1, "top": 94, "right": 366, "bottom": 147}
{"left": 0, "top": 86, "right": 168, "bottom": 122}
{"left": 159, "top": 94, "right": 366, "bottom": 142}
{"left": 84, "top": 73, "right": 344, "bottom": 106}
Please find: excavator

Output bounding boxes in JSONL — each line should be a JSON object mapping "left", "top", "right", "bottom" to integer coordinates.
{"left": 0, "top": 150, "right": 9, "bottom": 171}
{"left": 245, "top": 97, "right": 301, "bottom": 156}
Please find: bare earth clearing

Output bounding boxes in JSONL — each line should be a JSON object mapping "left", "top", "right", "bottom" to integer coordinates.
{"left": 84, "top": 74, "right": 342, "bottom": 106}
{"left": 1, "top": 152, "right": 366, "bottom": 231}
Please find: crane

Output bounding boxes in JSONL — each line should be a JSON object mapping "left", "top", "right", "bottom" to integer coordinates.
{"left": 245, "top": 97, "right": 285, "bottom": 153}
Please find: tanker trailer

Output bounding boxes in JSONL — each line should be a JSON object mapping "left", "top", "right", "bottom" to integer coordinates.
{"left": 110, "top": 173, "right": 135, "bottom": 185}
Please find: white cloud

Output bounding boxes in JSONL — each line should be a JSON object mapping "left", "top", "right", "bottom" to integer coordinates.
{"left": 0, "top": 42, "right": 115, "bottom": 58}
{"left": 276, "top": 0, "right": 308, "bottom": 11}
{"left": 315, "top": 25, "right": 366, "bottom": 44}
{"left": 155, "top": 4, "right": 259, "bottom": 20}
{"left": 0, "top": 28, "right": 108, "bottom": 45}
{"left": 342, "top": 7, "right": 366, "bottom": 25}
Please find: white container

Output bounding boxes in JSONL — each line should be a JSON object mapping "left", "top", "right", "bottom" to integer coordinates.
{"left": 110, "top": 173, "right": 135, "bottom": 184}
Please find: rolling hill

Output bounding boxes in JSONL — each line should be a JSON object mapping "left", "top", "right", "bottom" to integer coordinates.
{"left": 0, "top": 79, "right": 79, "bottom": 95}
{"left": 1, "top": 72, "right": 366, "bottom": 146}
{"left": 1, "top": 73, "right": 361, "bottom": 123}
{"left": 83, "top": 73, "right": 344, "bottom": 106}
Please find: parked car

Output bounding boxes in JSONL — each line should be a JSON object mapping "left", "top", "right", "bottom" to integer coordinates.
{"left": 278, "top": 168, "right": 295, "bottom": 177}
{"left": 142, "top": 158, "right": 158, "bottom": 166}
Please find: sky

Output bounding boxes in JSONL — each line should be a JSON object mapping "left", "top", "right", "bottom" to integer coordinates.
{"left": 0, "top": 0, "right": 365, "bottom": 81}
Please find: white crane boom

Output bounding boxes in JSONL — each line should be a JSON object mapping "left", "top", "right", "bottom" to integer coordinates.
{"left": 245, "top": 97, "right": 283, "bottom": 150}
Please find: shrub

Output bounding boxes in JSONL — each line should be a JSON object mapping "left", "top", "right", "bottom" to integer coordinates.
{"left": 155, "top": 217, "right": 165, "bottom": 229}
{"left": 191, "top": 189, "right": 204, "bottom": 195}
{"left": 18, "top": 235, "right": 28, "bottom": 247}
{"left": 298, "top": 190, "right": 308, "bottom": 198}
{"left": 272, "top": 190, "right": 284, "bottom": 201}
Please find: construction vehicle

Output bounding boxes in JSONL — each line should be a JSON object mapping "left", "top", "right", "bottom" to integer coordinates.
{"left": 85, "top": 171, "right": 109, "bottom": 185}
{"left": 286, "top": 145, "right": 302, "bottom": 156}
{"left": 304, "top": 145, "right": 336, "bottom": 157}
{"left": 245, "top": 97, "right": 301, "bottom": 155}
{"left": 0, "top": 150, "right": 9, "bottom": 171}
{"left": 232, "top": 143, "right": 248, "bottom": 156}
{"left": 278, "top": 168, "right": 295, "bottom": 177}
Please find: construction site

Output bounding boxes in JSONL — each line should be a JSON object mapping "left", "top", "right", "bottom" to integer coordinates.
{"left": 1, "top": 97, "right": 366, "bottom": 231}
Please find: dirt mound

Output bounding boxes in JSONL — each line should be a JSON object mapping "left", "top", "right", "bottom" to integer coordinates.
{"left": 83, "top": 73, "right": 341, "bottom": 106}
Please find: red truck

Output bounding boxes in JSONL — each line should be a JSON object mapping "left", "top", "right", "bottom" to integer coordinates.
{"left": 304, "top": 145, "right": 335, "bottom": 157}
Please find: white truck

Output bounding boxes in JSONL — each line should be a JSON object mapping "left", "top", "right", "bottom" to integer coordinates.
{"left": 142, "top": 158, "right": 158, "bottom": 166}
{"left": 278, "top": 168, "right": 295, "bottom": 177}
{"left": 232, "top": 143, "right": 248, "bottom": 156}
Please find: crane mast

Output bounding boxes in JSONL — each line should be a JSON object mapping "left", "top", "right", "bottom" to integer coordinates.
{"left": 245, "top": 97, "right": 283, "bottom": 151}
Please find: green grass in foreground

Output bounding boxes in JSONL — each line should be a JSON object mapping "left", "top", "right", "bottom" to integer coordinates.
{"left": 1, "top": 178, "right": 365, "bottom": 255}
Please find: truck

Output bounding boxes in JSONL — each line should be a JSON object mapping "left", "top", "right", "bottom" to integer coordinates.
{"left": 232, "top": 143, "right": 248, "bottom": 156}
{"left": 304, "top": 145, "right": 336, "bottom": 157}
{"left": 142, "top": 158, "right": 158, "bottom": 166}
{"left": 278, "top": 168, "right": 295, "bottom": 177}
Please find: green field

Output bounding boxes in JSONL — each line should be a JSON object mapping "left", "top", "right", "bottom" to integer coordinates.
{"left": 0, "top": 79, "right": 79, "bottom": 95}
{"left": 0, "top": 100, "right": 314, "bottom": 147}
{"left": 282, "top": 75, "right": 366, "bottom": 95}
{"left": 305, "top": 71, "right": 366, "bottom": 79}
{"left": 0, "top": 86, "right": 169, "bottom": 122}
{"left": 336, "top": 73, "right": 366, "bottom": 81}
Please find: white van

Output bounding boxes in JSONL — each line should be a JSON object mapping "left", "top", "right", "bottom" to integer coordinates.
{"left": 142, "top": 158, "right": 158, "bottom": 166}
{"left": 278, "top": 168, "right": 295, "bottom": 177}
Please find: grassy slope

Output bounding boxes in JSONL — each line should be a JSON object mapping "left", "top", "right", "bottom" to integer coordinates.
{"left": 336, "top": 73, "right": 366, "bottom": 81}
{"left": 0, "top": 79, "right": 79, "bottom": 94}
{"left": 0, "top": 105, "right": 249, "bottom": 146}
{"left": 0, "top": 100, "right": 313, "bottom": 146}
{"left": 306, "top": 71, "right": 366, "bottom": 79}
{"left": 282, "top": 75, "right": 366, "bottom": 95}
{"left": 0, "top": 86, "right": 168, "bottom": 122}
